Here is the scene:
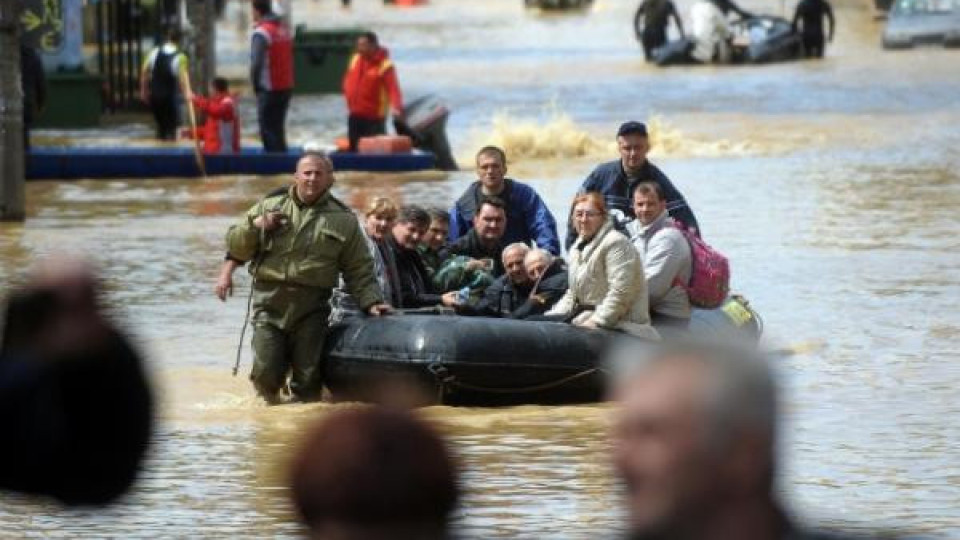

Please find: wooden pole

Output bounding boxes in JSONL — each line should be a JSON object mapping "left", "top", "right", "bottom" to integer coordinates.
{"left": 0, "top": 0, "right": 26, "bottom": 222}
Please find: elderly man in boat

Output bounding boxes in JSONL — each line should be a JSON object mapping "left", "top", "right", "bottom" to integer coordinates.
{"left": 219, "top": 153, "right": 391, "bottom": 404}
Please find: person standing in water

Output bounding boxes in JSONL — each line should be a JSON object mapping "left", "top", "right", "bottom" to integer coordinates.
{"left": 634, "top": 0, "right": 685, "bottom": 61}
{"left": 793, "top": 0, "right": 836, "bottom": 58}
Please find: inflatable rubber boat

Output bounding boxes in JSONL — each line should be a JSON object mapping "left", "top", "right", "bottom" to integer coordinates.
{"left": 323, "top": 296, "right": 762, "bottom": 406}
{"left": 653, "top": 16, "right": 803, "bottom": 66}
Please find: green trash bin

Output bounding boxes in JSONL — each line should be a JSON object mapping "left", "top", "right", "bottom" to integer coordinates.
{"left": 35, "top": 71, "right": 103, "bottom": 128}
{"left": 293, "top": 26, "right": 367, "bottom": 94}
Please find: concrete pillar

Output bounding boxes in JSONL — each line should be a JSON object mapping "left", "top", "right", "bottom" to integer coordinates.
{"left": 0, "top": 0, "right": 26, "bottom": 222}
{"left": 185, "top": 0, "right": 216, "bottom": 94}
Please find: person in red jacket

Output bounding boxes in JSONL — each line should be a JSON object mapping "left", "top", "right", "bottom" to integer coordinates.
{"left": 190, "top": 78, "right": 240, "bottom": 154}
{"left": 342, "top": 31, "right": 404, "bottom": 152}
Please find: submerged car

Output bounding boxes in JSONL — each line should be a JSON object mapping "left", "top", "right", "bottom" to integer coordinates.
{"left": 882, "top": 0, "right": 960, "bottom": 48}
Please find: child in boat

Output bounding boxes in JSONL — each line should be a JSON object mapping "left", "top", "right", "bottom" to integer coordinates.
{"left": 184, "top": 77, "right": 240, "bottom": 154}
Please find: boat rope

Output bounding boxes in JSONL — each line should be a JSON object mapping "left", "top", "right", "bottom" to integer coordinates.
{"left": 427, "top": 363, "right": 604, "bottom": 402}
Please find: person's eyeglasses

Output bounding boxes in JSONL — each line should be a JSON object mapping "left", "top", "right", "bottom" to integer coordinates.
{"left": 573, "top": 210, "right": 602, "bottom": 219}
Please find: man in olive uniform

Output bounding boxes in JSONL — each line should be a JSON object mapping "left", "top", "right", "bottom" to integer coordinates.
{"left": 224, "top": 154, "right": 391, "bottom": 404}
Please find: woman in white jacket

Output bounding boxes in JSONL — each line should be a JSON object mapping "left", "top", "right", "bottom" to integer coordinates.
{"left": 546, "top": 193, "right": 658, "bottom": 340}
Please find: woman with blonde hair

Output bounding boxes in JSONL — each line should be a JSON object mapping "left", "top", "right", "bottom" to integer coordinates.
{"left": 545, "top": 192, "right": 658, "bottom": 339}
{"left": 332, "top": 196, "right": 400, "bottom": 320}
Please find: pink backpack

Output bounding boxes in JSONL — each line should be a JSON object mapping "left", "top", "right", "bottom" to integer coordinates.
{"left": 669, "top": 222, "right": 730, "bottom": 309}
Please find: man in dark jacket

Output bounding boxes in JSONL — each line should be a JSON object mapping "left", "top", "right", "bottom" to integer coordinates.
{"left": 521, "top": 248, "right": 569, "bottom": 317}
{"left": 449, "top": 146, "right": 561, "bottom": 256}
{"left": 20, "top": 41, "right": 46, "bottom": 151}
{"left": 384, "top": 205, "right": 446, "bottom": 308}
{"left": 570, "top": 121, "right": 699, "bottom": 248}
{"left": 456, "top": 243, "right": 530, "bottom": 318}
{"left": 441, "top": 196, "right": 508, "bottom": 277}
{"left": 634, "top": 0, "right": 685, "bottom": 61}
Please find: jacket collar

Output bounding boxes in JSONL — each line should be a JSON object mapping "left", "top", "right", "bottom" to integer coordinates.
{"left": 635, "top": 209, "right": 671, "bottom": 237}
{"left": 575, "top": 217, "right": 616, "bottom": 259}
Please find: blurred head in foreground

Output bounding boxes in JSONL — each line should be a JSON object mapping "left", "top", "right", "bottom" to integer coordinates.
{"left": 0, "top": 258, "right": 153, "bottom": 505}
{"left": 608, "top": 339, "right": 780, "bottom": 540}
{"left": 290, "top": 407, "right": 460, "bottom": 540}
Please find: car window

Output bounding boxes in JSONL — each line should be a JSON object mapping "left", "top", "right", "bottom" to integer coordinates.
{"left": 893, "top": 0, "right": 957, "bottom": 14}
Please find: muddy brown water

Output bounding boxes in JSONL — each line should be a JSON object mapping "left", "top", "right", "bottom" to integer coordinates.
{"left": 2, "top": 0, "right": 959, "bottom": 537}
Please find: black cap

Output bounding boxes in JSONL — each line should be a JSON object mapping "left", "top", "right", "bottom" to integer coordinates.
{"left": 617, "top": 121, "right": 648, "bottom": 138}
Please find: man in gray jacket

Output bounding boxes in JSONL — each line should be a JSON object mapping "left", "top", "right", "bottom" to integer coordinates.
{"left": 626, "top": 182, "right": 692, "bottom": 329}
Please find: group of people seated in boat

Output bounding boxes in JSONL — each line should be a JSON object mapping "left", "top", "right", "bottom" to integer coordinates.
{"left": 217, "top": 120, "right": 706, "bottom": 402}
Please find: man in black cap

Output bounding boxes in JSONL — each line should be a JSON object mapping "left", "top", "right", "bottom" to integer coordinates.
{"left": 568, "top": 121, "right": 700, "bottom": 249}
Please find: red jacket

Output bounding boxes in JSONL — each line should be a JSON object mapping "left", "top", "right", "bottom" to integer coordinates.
{"left": 192, "top": 92, "right": 240, "bottom": 154}
{"left": 342, "top": 48, "right": 403, "bottom": 120}
{"left": 252, "top": 17, "right": 294, "bottom": 92}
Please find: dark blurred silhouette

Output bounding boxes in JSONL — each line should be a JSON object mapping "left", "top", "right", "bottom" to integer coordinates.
{"left": 0, "top": 260, "right": 153, "bottom": 505}
{"left": 609, "top": 340, "right": 895, "bottom": 540}
{"left": 289, "top": 407, "right": 460, "bottom": 540}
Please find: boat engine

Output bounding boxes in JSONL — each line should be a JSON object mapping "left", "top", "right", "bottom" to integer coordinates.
{"left": 394, "top": 94, "right": 459, "bottom": 171}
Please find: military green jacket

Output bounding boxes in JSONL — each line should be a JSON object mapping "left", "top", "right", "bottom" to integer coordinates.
{"left": 226, "top": 187, "right": 383, "bottom": 312}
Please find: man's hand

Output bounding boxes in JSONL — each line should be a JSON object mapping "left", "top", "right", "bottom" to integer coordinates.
{"left": 575, "top": 318, "right": 599, "bottom": 330}
{"left": 214, "top": 259, "right": 239, "bottom": 302}
{"left": 252, "top": 211, "right": 288, "bottom": 231}
{"left": 367, "top": 303, "right": 393, "bottom": 316}
{"left": 441, "top": 291, "right": 460, "bottom": 307}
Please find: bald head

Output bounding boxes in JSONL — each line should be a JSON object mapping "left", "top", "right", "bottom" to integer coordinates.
{"left": 523, "top": 248, "right": 554, "bottom": 281}
{"left": 608, "top": 340, "right": 778, "bottom": 537}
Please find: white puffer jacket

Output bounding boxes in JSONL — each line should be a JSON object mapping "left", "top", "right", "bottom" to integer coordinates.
{"left": 547, "top": 218, "right": 659, "bottom": 339}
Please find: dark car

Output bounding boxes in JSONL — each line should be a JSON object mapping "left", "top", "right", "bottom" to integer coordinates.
{"left": 882, "top": 0, "right": 960, "bottom": 48}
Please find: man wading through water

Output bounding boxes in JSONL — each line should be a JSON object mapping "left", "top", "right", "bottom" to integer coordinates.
{"left": 220, "top": 153, "right": 391, "bottom": 404}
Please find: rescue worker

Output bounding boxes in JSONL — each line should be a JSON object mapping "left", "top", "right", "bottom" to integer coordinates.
{"left": 571, "top": 121, "right": 699, "bottom": 248}
{"left": 793, "top": 0, "right": 836, "bottom": 58}
{"left": 449, "top": 146, "right": 561, "bottom": 256}
{"left": 222, "top": 153, "right": 391, "bottom": 404}
{"left": 250, "top": 0, "right": 294, "bottom": 152}
{"left": 342, "top": 31, "right": 405, "bottom": 152}
{"left": 139, "top": 28, "right": 188, "bottom": 141}
{"left": 634, "top": 0, "right": 685, "bottom": 61}
{"left": 189, "top": 77, "right": 240, "bottom": 154}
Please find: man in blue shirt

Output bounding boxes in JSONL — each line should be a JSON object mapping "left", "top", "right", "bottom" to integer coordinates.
{"left": 449, "top": 146, "right": 561, "bottom": 256}
{"left": 570, "top": 121, "right": 700, "bottom": 248}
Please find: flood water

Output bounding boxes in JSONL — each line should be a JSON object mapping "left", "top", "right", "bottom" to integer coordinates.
{"left": 2, "top": 0, "right": 959, "bottom": 537}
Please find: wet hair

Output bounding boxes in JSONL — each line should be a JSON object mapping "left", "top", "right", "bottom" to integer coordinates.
{"left": 571, "top": 192, "right": 607, "bottom": 214}
{"left": 251, "top": 0, "right": 272, "bottom": 15}
{"left": 607, "top": 339, "right": 777, "bottom": 454}
{"left": 290, "top": 407, "right": 460, "bottom": 537}
{"left": 632, "top": 181, "right": 665, "bottom": 202}
{"left": 475, "top": 145, "right": 507, "bottom": 166}
{"left": 365, "top": 197, "right": 398, "bottom": 220}
{"left": 213, "top": 77, "right": 229, "bottom": 93}
{"left": 427, "top": 207, "right": 450, "bottom": 225}
{"left": 360, "top": 31, "right": 379, "bottom": 46}
{"left": 477, "top": 196, "right": 507, "bottom": 215}
{"left": 396, "top": 205, "right": 430, "bottom": 228}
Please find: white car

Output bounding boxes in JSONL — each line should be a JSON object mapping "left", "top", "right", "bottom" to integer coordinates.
{"left": 882, "top": 0, "right": 960, "bottom": 48}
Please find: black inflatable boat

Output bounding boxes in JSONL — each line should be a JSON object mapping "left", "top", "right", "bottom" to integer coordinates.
{"left": 323, "top": 296, "right": 762, "bottom": 406}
